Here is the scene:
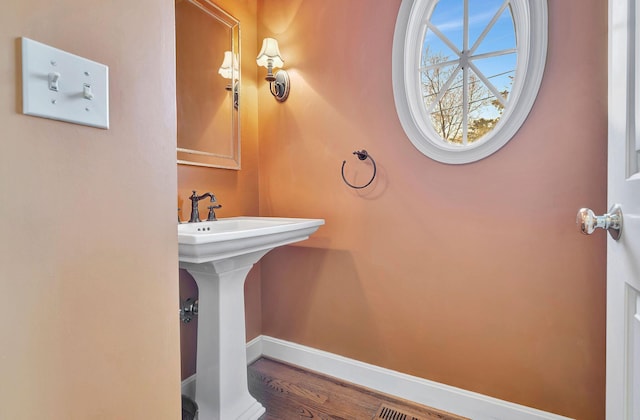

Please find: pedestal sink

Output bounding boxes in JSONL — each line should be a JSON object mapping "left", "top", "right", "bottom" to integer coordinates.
{"left": 178, "top": 216, "right": 324, "bottom": 420}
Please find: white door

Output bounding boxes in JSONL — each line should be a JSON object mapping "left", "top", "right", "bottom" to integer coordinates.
{"left": 605, "top": 0, "right": 640, "bottom": 417}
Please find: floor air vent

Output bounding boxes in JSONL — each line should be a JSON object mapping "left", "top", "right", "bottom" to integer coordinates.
{"left": 374, "top": 403, "right": 470, "bottom": 420}
{"left": 375, "top": 405, "right": 420, "bottom": 420}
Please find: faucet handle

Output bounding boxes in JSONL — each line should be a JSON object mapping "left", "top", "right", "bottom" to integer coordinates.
{"left": 207, "top": 204, "right": 222, "bottom": 221}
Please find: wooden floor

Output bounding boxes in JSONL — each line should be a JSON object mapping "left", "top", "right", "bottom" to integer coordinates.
{"left": 247, "top": 358, "right": 468, "bottom": 420}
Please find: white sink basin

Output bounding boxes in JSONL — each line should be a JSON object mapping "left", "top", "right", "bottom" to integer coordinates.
{"left": 177, "top": 216, "right": 324, "bottom": 419}
{"left": 178, "top": 216, "right": 324, "bottom": 264}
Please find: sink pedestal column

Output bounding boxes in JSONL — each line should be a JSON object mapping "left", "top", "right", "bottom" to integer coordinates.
{"left": 180, "top": 250, "right": 269, "bottom": 420}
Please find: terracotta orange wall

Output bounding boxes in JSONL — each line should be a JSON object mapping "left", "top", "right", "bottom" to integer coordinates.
{"left": 0, "top": 0, "right": 181, "bottom": 418}
{"left": 257, "top": 1, "right": 607, "bottom": 419}
{"left": 177, "top": 0, "right": 261, "bottom": 379}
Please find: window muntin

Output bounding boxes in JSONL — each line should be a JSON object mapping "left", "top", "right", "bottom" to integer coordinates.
{"left": 393, "top": 0, "right": 547, "bottom": 164}
{"left": 423, "top": 0, "right": 516, "bottom": 145}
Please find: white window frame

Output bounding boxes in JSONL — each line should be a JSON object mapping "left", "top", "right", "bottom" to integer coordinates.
{"left": 392, "top": 0, "right": 548, "bottom": 164}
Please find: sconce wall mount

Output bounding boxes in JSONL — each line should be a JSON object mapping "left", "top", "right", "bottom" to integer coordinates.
{"left": 269, "top": 70, "right": 289, "bottom": 102}
{"left": 257, "top": 38, "right": 290, "bottom": 102}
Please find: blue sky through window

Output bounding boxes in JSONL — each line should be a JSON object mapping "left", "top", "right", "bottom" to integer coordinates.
{"left": 423, "top": 0, "right": 515, "bottom": 85}
{"left": 421, "top": 0, "right": 517, "bottom": 138}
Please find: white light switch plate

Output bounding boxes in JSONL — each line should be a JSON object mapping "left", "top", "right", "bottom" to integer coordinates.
{"left": 21, "top": 37, "right": 109, "bottom": 129}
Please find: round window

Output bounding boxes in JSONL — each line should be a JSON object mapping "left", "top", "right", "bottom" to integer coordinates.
{"left": 392, "top": 0, "right": 547, "bottom": 164}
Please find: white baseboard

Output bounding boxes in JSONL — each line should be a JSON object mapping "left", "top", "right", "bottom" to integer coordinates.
{"left": 184, "top": 335, "right": 574, "bottom": 420}
{"left": 254, "top": 336, "right": 574, "bottom": 420}
{"left": 246, "top": 335, "right": 263, "bottom": 365}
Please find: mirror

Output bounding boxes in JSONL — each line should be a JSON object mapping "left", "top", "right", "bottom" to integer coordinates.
{"left": 176, "top": 0, "right": 240, "bottom": 169}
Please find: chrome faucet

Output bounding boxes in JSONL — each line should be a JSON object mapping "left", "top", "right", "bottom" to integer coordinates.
{"left": 189, "top": 190, "right": 222, "bottom": 222}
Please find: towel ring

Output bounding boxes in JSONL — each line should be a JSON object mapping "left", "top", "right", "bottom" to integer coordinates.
{"left": 341, "top": 150, "right": 377, "bottom": 189}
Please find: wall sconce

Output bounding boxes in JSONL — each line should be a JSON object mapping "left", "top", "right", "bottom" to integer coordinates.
{"left": 256, "top": 38, "right": 289, "bottom": 102}
{"left": 218, "top": 51, "right": 239, "bottom": 108}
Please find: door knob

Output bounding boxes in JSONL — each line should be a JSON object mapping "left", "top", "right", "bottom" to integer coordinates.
{"left": 576, "top": 204, "right": 623, "bottom": 240}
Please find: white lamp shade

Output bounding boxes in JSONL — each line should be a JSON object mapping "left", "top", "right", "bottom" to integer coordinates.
{"left": 218, "top": 51, "right": 238, "bottom": 80}
{"left": 218, "top": 51, "right": 233, "bottom": 79}
{"left": 256, "top": 38, "right": 284, "bottom": 69}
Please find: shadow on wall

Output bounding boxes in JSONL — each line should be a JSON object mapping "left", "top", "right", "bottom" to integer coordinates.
{"left": 260, "top": 245, "right": 387, "bottom": 363}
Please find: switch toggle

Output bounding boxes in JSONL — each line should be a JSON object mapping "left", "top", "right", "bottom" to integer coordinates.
{"left": 83, "top": 83, "right": 94, "bottom": 100}
{"left": 48, "top": 72, "right": 60, "bottom": 91}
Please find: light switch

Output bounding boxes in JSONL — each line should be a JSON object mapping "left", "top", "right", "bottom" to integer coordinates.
{"left": 21, "top": 37, "right": 109, "bottom": 129}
